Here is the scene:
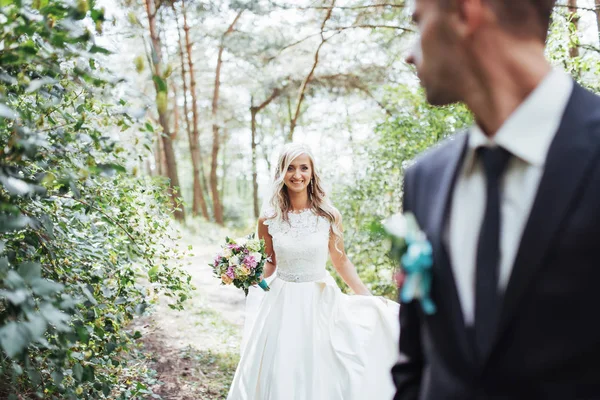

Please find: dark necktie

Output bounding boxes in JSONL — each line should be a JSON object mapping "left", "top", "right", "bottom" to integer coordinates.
{"left": 474, "top": 146, "right": 511, "bottom": 358}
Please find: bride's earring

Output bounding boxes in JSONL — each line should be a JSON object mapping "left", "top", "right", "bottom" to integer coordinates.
{"left": 310, "top": 180, "right": 315, "bottom": 195}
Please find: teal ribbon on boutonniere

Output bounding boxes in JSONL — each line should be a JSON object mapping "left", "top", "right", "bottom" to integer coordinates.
{"left": 384, "top": 212, "right": 436, "bottom": 315}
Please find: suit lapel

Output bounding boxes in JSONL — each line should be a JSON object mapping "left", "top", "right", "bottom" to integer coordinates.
{"left": 492, "top": 84, "right": 600, "bottom": 352}
{"left": 426, "top": 133, "right": 476, "bottom": 364}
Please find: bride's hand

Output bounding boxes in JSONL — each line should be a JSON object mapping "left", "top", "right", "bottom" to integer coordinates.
{"left": 252, "top": 276, "right": 263, "bottom": 287}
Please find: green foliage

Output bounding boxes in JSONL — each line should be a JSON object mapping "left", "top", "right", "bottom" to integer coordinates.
{"left": 0, "top": 0, "right": 192, "bottom": 398}
{"left": 334, "top": 86, "right": 472, "bottom": 299}
{"left": 546, "top": 7, "right": 600, "bottom": 93}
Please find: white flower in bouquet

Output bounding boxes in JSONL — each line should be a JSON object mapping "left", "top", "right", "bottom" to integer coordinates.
{"left": 251, "top": 252, "right": 262, "bottom": 262}
{"left": 229, "top": 255, "right": 241, "bottom": 267}
{"left": 237, "top": 237, "right": 248, "bottom": 247}
{"left": 222, "top": 247, "right": 233, "bottom": 258}
{"left": 247, "top": 239, "right": 261, "bottom": 252}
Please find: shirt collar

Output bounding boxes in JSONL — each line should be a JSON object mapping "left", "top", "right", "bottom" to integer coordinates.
{"left": 463, "top": 68, "right": 573, "bottom": 174}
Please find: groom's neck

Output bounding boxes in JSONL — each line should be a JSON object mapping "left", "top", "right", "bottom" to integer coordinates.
{"left": 461, "top": 34, "right": 551, "bottom": 138}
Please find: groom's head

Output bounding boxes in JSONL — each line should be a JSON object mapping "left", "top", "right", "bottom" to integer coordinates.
{"left": 406, "top": 0, "right": 557, "bottom": 106}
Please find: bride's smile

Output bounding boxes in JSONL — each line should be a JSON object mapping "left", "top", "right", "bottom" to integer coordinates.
{"left": 284, "top": 153, "right": 312, "bottom": 193}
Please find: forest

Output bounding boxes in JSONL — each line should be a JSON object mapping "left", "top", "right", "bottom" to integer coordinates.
{"left": 1, "top": 0, "right": 599, "bottom": 398}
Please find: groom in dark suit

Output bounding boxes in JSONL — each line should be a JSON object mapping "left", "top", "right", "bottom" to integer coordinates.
{"left": 392, "top": 0, "right": 600, "bottom": 399}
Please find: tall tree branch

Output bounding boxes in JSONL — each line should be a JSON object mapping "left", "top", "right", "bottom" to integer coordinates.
{"left": 288, "top": 0, "right": 336, "bottom": 141}
{"left": 268, "top": 24, "right": 413, "bottom": 62}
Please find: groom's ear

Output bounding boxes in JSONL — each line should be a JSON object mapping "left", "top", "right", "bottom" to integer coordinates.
{"left": 446, "top": 0, "right": 487, "bottom": 40}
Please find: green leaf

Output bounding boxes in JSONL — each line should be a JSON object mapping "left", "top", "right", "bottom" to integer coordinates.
{"left": 72, "top": 362, "right": 83, "bottom": 381}
{"left": 96, "top": 163, "right": 126, "bottom": 174}
{"left": 12, "top": 363, "right": 23, "bottom": 376}
{"left": 152, "top": 75, "right": 167, "bottom": 93}
{"left": 145, "top": 122, "right": 154, "bottom": 132}
{"left": 0, "top": 214, "right": 32, "bottom": 232}
{"left": 24, "top": 314, "right": 47, "bottom": 342}
{"left": 18, "top": 262, "right": 42, "bottom": 283}
{"left": 81, "top": 285, "right": 97, "bottom": 305}
{"left": 5, "top": 270, "right": 25, "bottom": 289}
{"left": 89, "top": 45, "right": 112, "bottom": 54}
{"left": 40, "top": 303, "right": 71, "bottom": 332}
{"left": 0, "top": 176, "right": 46, "bottom": 197}
{"left": 51, "top": 371, "right": 64, "bottom": 385}
{"left": 0, "top": 289, "right": 28, "bottom": 305}
{"left": 148, "top": 265, "right": 159, "bottom": 280}
{"left": 0, "top": 103, "right": 17, "bottom": 119}
{"left": 26, "top": 78, "right": 57, "bottom": 93}
{"left": 135, "top": 302, "right": 147, "bottom": 315}
{"left": 83, "top": 365, "right": 95, "bottom": 382}
{"left": 31, "top": 278, "right": 64, "bottom": 296}
{"left": 27, "top": 369, "right": 41, "bottom": 386}
{"left": 0, "top": 322, "right": 29, "bottom": 358}
{"left": 0, "top": 257, "right": 7, "bottom": 274}
{"left": 76, "top": 326, "right": 90, "bottom": 343}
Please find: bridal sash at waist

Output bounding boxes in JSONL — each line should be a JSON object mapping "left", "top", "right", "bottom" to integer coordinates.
{"left": 276, "top": 269, "right": 327, "bottom": 283}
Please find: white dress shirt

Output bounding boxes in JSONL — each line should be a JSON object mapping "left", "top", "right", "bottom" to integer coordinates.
{"left": 447, "top": 69, "right": 574, "bottom": 325}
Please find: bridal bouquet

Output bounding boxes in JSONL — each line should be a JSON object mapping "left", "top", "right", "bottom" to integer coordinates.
{"left": 211, "top": 235, "right": 270, "bottom": 296}
{"left": 383, "top": 212, "right": 436, "bottom": 315}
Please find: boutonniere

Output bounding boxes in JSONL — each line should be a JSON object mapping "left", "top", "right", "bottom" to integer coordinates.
{"left": 383, "top": 212, "right": 436, "bottom": 315}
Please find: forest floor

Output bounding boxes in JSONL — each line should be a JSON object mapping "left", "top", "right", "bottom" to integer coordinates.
{"left": 131, "top": 224, "right": 247, "bottom": 400}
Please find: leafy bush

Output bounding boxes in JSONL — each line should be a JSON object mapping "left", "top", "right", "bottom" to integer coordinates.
{"left": 333, "top": 86, "right": 472, "bottom": 299}
{"left": 0, "top": 0, "right": 191, "bottom": 398}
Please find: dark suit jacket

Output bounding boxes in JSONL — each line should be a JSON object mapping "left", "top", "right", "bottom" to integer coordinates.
{"left": 392, "top": 83, "right": 600, "bottom": 400}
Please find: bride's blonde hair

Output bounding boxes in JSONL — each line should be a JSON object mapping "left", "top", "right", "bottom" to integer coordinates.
{"left": 265, "top": 143, "right": 343, "bottom": 249}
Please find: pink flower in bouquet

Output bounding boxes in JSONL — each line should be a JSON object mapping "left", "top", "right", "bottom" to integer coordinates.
{"left": 221, "top": 273, "right": 233, "bottom": 285}
{"left": 226, "top": 266, "right": 236, "bottom": 279}
{"left": 213, "top": 255, "right": 222, "bottom": 267}
{"left": 227, "top": 244, "right": 241, "bottom": 252}
{"left": 243, "top": 255, "right": 258, "bottom": 269}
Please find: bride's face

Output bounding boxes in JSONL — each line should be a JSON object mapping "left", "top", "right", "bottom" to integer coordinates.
{"left": 283, "top": 154, "right": 312, "bottom": 194}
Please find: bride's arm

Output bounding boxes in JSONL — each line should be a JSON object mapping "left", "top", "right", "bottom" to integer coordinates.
{"left": 328, "top": 213, "right": 371, "bottom": 296}
{"left": 258, "top": 217, "right": 277, "bottom": 278}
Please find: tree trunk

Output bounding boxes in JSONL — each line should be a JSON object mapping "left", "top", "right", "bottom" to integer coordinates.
{"left": 210, "top": 10, "right": 244, "bottom": 225}
{"left": 568, "top": 0, "right": 580, "bottom": 59}
{"left": 144, "top": 0, "right": 185, "bottom": 221}
{"left": 176, "top": 0, "right": 210, "bottom": 219}
{"left": 595, "top": 0, "right": 600, "bottom": 46}
{"left": 154, "top": 132, "right": 163, "bottom": 176}
{"left": 172, "top": 84, "right": 179, "bottom": 138}
{"left": 250, "top": 89, "right": 280, "bottom": 218}
{"left": 251, "top": 106, "right": 259, "bottom": 219}
{"left": 219, "top": 127, "right": 230, "bottom": 204}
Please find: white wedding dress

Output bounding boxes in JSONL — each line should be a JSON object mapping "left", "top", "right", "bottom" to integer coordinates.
{"left": 227, "top": 210, "right": 400, "bottom": 400}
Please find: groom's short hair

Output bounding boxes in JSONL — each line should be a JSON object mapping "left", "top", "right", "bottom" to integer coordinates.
{"left": 439, "top": 0, "right": 557, "bottom": 41}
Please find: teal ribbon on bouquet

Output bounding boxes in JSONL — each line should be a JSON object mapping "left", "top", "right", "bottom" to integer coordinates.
{"left": 258, "top": 279, "right": 270, "bottom": 291}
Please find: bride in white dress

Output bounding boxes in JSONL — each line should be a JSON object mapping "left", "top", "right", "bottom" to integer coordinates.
{"left": 227, "top": 143, "right": 400, "bottom": 400}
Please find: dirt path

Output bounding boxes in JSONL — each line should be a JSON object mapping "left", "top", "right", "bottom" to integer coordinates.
{"left": 132, "top": 235, "right": 247, "bottom": 400}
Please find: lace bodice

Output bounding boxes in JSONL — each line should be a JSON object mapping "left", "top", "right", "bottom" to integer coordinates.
{"left": 264, "top": 209, "right": 330, "bottom": 283}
